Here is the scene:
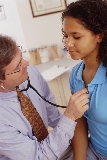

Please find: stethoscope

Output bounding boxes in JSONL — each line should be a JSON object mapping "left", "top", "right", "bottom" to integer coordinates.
{"left": 20, "top": 77, "right": 66, "bottom": 108}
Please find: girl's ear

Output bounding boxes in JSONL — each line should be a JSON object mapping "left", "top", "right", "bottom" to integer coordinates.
{"left": 97, "top": 32, "right": 104, "bottom": 43}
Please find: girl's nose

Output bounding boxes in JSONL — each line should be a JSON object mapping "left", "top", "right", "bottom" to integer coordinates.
{"left": 64, "top": 37, "right": 74, "bottom": 49}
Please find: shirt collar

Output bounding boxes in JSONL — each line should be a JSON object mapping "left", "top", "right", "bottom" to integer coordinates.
{"left": 76, "top": 61, "right": 106, "bottom": 85}
{"left": 76, "top": 62, "right": 84, "bottom": 81}
{"left": 0, "top": 90, "right": 19, "bottom": 102}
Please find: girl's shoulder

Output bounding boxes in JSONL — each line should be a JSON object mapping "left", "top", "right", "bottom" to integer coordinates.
{"left": 69, "top": 61, "right": 84, "bottom": 92}
{"left": 70, "top": 61, "right": 84, "bottom": 76}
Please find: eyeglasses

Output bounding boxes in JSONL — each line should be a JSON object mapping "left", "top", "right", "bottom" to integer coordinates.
{"left": 6, "top": 46, "right": 23, "bottom": 76}
{"left": 6, "top": 57, "right": 23, "bottom": 76}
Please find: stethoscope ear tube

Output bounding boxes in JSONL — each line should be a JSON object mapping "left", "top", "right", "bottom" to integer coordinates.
{"left": 20, "top": 77, "right": 66, "bottom": 108}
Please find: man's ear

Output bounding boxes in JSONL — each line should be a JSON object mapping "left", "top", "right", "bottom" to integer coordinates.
{"left": 97, "top": 32, "right": 104, "bottom": 43}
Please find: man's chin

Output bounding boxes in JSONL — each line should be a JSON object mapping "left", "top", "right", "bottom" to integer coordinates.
{"left": 24, "top": 75, "right": 29, "bottom": 82}
{"left": 20, "top": 75, "right": 29, "bottom": 85}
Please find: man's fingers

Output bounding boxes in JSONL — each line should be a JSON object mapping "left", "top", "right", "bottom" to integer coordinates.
{"left": 71, "top": 91, "right": 89, "bottom": 105}
{"left": 81, "top": 104, "right": 89, "bottom": 113}
{"left": 78, "top": 96, "right": 89, "bottom": 107}
{"left": 72, "top": 88, "right": 88, "bottom": 99}
{"left": 76, "top": 94, "right": 89, "bottom": 104}
{"left": 65, "top": 89, "right": 89, "bottom": 120}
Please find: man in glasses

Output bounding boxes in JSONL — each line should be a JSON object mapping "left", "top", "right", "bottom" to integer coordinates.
{"left": 0, "top": 35, "right": 89, "bottom": 160}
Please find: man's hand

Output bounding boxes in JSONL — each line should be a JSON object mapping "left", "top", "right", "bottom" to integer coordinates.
{"left": 64, "top": 88, "right": 89, "bottom": 121}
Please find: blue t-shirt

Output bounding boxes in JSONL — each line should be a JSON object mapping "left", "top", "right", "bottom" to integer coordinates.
{"left": 69, "top": 61, "right": 107, "bottom": 156}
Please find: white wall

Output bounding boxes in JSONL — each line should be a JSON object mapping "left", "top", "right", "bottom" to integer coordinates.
{"left": 0, "top": 0, "right": 76, "bottom": 60}
{"left": 0, "top": 0, "right": 27, "bottom": 52}
{"left": 66, "top": 0, "right": 77, "bottom": 5}
{"left": 16, "top": 0, "right": 63, "bottom": 50}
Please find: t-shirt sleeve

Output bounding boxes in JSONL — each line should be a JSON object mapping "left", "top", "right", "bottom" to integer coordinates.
{"left": 69, "top": 65, "right": 78, "bottom": 93}
{"left": 69, "top": 68, "right": 75, "bottom": 92}
{"left": 69, "top": 62, "right": 83, "bottom": 93}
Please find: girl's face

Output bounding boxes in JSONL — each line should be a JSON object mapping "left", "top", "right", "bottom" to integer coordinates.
{"left": 62, "top": 16, "right": 102, "bottom": 61}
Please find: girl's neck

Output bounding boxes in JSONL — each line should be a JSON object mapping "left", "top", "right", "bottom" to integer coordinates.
{"left": 82, "top": 56, "right": 101, "bottom": 86}
{"left": 83, "top": 56, "right": 101, "bottom": 71}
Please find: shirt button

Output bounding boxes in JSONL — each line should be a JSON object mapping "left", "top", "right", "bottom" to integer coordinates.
{"left": 14, "top": 98, "right": 17, "bottom": 102}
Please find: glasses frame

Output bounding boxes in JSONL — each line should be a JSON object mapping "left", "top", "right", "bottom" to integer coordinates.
{"left": 6, "top": 46, "right": 23, "bottom": 76}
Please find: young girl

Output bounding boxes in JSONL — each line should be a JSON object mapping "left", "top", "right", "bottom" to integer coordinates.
{"left": 62, "top": 0, "right": 107, "bottom": 159}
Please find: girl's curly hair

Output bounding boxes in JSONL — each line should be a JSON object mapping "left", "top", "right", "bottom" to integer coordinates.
{"left": 62, "top": 0, "right": 107, "bottom": 66}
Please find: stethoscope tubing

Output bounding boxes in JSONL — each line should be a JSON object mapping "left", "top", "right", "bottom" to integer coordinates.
{"left": 20, "top": 77, "right": 66, "bottom": 108}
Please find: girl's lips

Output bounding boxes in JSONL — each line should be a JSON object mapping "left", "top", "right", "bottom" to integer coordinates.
{"left": 68, "top": 51, "right": 77, "bottom": 55}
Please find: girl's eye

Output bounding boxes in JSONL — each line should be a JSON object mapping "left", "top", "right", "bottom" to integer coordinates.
{"left": 63, "top": 34, "right": 68, "bottom": 38}
{"left": 62, "top": 32, "right": 68, "bottom": 37}
{"left": 63, "top": 34, "right": 68, "bottom": 39}
{"left": 74, "top": 37, "right": 81, "bottom": 40}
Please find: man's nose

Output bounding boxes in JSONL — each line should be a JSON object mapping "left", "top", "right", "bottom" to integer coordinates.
{"left": 22, "top": 59, "right": 29, "bottom": 68}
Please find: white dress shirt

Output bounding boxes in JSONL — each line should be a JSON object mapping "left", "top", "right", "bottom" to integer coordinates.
{"left": 0, "top": 64, "right": 76, "bottom": 160}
